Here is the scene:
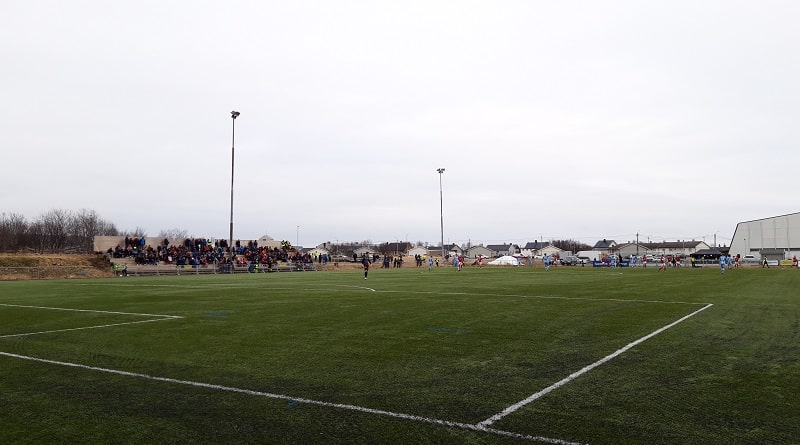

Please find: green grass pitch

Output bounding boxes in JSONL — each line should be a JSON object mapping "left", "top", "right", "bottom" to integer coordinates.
{"left": 1, "top": 266, "right": 798, "bottom": 444}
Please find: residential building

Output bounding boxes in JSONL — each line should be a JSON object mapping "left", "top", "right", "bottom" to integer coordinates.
{"left": 466, "top": 245, "right": 492, "bottom": 259}
{"left": 486, "top": 244, "right": 519, "bottom": 257}
{"left": 640, "top": 241, "right": 710, "bottom": 258}
{"left": 407, "top": 246, "right": 429, "bottom": 258}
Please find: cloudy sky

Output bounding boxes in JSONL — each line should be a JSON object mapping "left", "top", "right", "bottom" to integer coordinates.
{"left": 2, "top": 1, "right": 798, "bottom": 248}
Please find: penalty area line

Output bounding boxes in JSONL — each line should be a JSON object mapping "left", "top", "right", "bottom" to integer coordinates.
{"left": 0, "top": 318, "right": 180, "bottom": 338}
{"left": 478, "top": 303, "right": 714, "bottom": 428}
{"left": 0, "top": 352, "right": 583, "bottom": 445}
{"left": 0, "top": 303, "right": 182, "bottom": 319}
{"left": 0, "top": 303, "right": 183, "bottom": 338}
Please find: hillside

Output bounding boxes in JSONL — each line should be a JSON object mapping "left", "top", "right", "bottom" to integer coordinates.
{"left": 0, "top": 254, "right": 112, "bottom": 280}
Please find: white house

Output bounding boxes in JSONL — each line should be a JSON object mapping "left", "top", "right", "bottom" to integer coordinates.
{"left": 614, "top": 243, "right": 650, "bottom": 259}
{"left": 520, "top": 241, "right": 549, "bottom": 258}
{"left": 640, "top": 241, "right": 710, "bottom": 258}
{"left": 486, "top": 244, "right": 519, "bottom": 257}
{"left": 436, "top": 243, "right": 463, "bottom": 256}
{"left": 537, "top": 245, "right": 566, "bottom": 258}
{"left": 407, "top": 246, "right": 429, "bottom": 258}
{"left": 304, "top": 247, "right": 330, "bottom": 259}
{"left": 466, "top": 245, "right": 492, "bottom": 259}
{"left": 353, "top": 246, "right": 376, "bottom": 258}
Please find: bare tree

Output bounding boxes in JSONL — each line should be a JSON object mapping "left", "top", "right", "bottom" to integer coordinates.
{"left": 0, "top": 213, "right": 28, "bottom": 252}
{"left": 37, "top": 209, "right": 72, "bottom": 252}
{"left": 0, "top": 209, "right": 121, "bottom": 253}
{"left": 69, "top": 209, "right": 118, "bottom": 253}
{"left": 552, "top": 239, "right": 592, "bottom": 254}
{"left": 97, "top": 220, "right": 119, "bottom": 236}
{"left": 119, "top": 227, "right": 147, "bottom": 237}
{"left": 26, "top": 220, "right": 45, "bottom": 252}
{"left": 158, "top": 228, "right": 189, "bottom": 239}
{"left": 70, "top": 209, "right": 98, "bottom": 252}
{"left": 376, "top": 242, "right": 393, "bottom": 256}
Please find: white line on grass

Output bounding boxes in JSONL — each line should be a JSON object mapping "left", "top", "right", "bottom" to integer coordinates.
{"left": 516, "top": 295, "right": 711, "bottom": 306}
{"left": 0, "top": 303, "right": 182, "bottom": 319}
{"left": 75, "top": 283, "right": 260, "bottom": 290}
{"left": 0, "top": 319, "right": 179, "bottom": 338}
{"left": 0, "top": 351, "right": 585, "bottom": 445}
{"left": 373, "top": 289, "right": 711, "bottom": 306}
{"left": 0, "top": 303, "right": 183, "bottom": 338}
{"left": 334, "top": 285, "right": 376, "bottom": 292}
{"left": 10, "top": 285, "right": 705, "bottom": 442}
{"left": 477, "top": 303, "right": 714, "bottom": 428}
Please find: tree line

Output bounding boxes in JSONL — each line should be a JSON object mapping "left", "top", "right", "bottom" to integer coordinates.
{"left": 1, "top": 208, "right": 594, "bottom": 255}
{"left": 0, "top": 209, "right": 121, "bottom": 254}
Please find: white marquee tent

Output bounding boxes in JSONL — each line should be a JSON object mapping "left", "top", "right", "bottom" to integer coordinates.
{"left": 488, "top": 255, "right": 520, "bottom": 266}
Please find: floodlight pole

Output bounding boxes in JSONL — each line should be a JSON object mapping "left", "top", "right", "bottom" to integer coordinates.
{"left": 229, "top": 111, "right": 240, "bottom": 259}
{"left": 437, "top": 168, "right": 445, "bottom": 259}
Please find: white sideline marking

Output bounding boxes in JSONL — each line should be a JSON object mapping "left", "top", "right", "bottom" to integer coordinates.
{"left": 477, "top": 303, "right": 714, "bottom": 428}
{"left": 0, "top": 303, "right": 183, "bottom": 338}
{"left": 0, "top": 351, "right": 584, "bottom": 445}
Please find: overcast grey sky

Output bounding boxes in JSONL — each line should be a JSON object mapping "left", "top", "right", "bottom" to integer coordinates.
{"left": 2, "top": 1, "right": 798, "bottom": 248}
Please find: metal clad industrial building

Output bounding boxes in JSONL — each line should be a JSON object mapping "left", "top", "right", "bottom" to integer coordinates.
{"left": 729, "top": 212, "right": 800, "bottom": 260}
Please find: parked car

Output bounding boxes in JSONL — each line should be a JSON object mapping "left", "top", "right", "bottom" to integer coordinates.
{"left": 743, "top": 255, "right": 759, "bottom": 264}
{"left": 560, "top": 256, "right": 580, "bottom": 266}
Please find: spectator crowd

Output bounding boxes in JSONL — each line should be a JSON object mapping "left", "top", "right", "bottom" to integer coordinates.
{"left": 106, "top": 237, "right": 326, "bottom": 271}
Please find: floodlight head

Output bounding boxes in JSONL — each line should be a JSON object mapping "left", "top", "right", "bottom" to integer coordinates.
{"left": 437, "top": 168, "right": 445, "bottom": 174}
{"left": 231, "top": 111, "right": 240, "bottom": 119}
